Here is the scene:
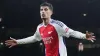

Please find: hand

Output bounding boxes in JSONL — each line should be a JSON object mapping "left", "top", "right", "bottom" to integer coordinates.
{"left": 86, "top": 31, "right": 96, "bottom": 42}
{"left": 5, "top": 37, "right": 17, "bottom": 48}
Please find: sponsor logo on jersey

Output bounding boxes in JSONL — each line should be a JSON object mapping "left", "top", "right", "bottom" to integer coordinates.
{"left": 42, "top": 36, "right": 53, "bottom": 44}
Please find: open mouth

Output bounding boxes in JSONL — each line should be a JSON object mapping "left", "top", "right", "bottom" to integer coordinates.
{"left": 42, "top": 14, "right": 45, "bottom": 17}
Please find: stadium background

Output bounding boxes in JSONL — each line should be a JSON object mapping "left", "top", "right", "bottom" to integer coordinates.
{"left": 0, "top": 0, "right": 100, "bottom": 56}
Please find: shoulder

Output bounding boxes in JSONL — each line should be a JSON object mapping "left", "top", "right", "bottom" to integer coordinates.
{"left": 38, "top": 23, "right": 43, "bottom": 26}
{"left": 37, "top": 23, "right": 43, "bottom": 29}
{"left": 51, "top": 19, "right": 65, "bottom": 27}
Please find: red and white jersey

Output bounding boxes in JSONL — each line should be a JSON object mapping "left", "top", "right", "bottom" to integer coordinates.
{"left": 16, "top": 19, "right": 86, "bottom": 56}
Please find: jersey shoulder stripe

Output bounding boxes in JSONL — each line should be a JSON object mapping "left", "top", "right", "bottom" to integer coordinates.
{"left": 51, "top": 19, "right": 64, "bottom": 27}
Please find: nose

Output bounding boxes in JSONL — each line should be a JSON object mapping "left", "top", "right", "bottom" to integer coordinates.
{"left": 41, "top": 9, "right": 45, "bottom": 13}
{"left": 42, "top": 11, "right": 45, "bottom": 14}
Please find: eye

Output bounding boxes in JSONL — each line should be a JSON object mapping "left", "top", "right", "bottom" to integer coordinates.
{"left": 44, "top": 8, "right": 48, "bottom": 11}
{"left": 40, "top": 9, "right": 43, "bottom": 11}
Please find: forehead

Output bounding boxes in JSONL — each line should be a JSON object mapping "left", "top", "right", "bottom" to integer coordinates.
{"left": 40, "top": 6, "right": 50, "bottom": 9}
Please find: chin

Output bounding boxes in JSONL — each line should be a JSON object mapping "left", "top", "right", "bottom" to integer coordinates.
{"left": 41, "top": 18, "right": 47, "bottom": 20}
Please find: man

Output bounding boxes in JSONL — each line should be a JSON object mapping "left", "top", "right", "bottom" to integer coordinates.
{"left": 5, "top": 2, "right": 95, "bottom": 56}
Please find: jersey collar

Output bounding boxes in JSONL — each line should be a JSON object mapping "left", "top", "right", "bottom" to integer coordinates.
{"left": 42, "top": 18, "right": 53, "bottom": 27}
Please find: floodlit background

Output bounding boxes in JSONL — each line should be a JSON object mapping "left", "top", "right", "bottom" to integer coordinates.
{"left": 0, "top": 0, "right": 100, "bottom": 56}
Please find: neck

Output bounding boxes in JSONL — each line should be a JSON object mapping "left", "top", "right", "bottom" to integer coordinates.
{"left": 42, "top": 18, "right": 51, "bottom": 25}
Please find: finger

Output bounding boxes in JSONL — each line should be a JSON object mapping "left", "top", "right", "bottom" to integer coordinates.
{"left": 91, "top": 36, "right": 96, "bottom": 40}
{"left": 91, "top": 33, "right": 94, "bottom": 35}
{"left": 90, "top": 39, "right": 94, "bottom": 42}
{"left": 5, "top": 42, "right": 12, "bottom": 44}
{"left": 5, "top": 43, "right": 11, "bottom": 46}
{"left": 5, "top": 40, "right": 10, "bottom": 43}
{"left": 5, "top": 40, "right": 9, "bottom": 42}
{"left": 92, "top": 37, "right": 96, "bottom": 40}
{"left": 9, "top": 45, "right": 13, "bottom": 48}
{"left": 10, "top": 37, "right": 15, "bottom": 40}
{"left": 5, "top": 40, "right": 13, "bottom": 43}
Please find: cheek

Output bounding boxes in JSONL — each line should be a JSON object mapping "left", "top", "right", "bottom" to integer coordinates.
{"left": 48, "top": 12, "right": 52, "bottom": 16}
{"left": 40, "top": 12, "right": 42, "bottom": 14}
{"left": 47, "top": 13, "right": 50, "bottom": 17}
{"left": 47, "top": 12, "right": 51, "bottom": 15}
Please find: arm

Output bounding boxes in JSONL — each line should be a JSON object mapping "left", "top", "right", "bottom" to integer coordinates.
{"left": 57, "top": 21, "right": 86, "bottom": 39}
{"left": 53, "top": 20, "right": 95, "bottom": 42}
{"left": 65, "top": 28, "right": 86, "bottom": 39}
{"left": 5, "top": 26, "right": 41, "bottom": 48}
{"left": 16, "top": 30, "right": 41, "bottom": 44}
{"left": 16, "top": 26, "right": 41, "bottom": 44}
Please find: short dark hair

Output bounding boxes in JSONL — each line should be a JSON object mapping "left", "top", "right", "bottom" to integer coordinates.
{"left": 40, "top": 2, "right": 53, "bottom": 11}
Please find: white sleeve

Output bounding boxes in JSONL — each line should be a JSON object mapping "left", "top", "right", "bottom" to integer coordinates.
{"left": 16, "top": 26, "right": 41, "bottom": 44}
{"left": 57, "top": 21, "right": 86, "bottom": 39}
